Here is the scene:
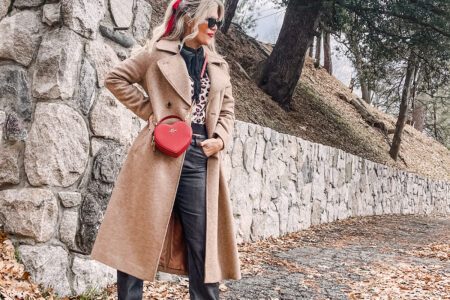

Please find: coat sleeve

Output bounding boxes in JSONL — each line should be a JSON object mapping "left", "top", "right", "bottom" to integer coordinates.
{"left": 213, "top": 65, "right": 235, "bottom": 150}
{"left": 104, "top": 49, "right": 153, "bottom": 121}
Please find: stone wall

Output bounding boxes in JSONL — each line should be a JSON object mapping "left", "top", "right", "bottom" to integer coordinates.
{"left": 224, "top": 121, "right": 449, "bottom": 244}
{"left": 0, "top": 0, "right": 449, "bottom": 298}
{"left": 0, "top": 0, "right": 153, "bottom": 297}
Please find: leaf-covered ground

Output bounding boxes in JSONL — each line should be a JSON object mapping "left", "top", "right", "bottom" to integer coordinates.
{"left": 222, "top": 213, "right": 449, "bottom": 299}
{"left": 1, "top": 214, "right": 448, "bottom": 299}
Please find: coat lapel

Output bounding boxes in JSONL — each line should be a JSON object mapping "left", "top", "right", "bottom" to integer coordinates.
{"left": 155, "top": 39, "right": 229, "bottom": 113}
{"left": 156, "top": 39, "right": 228, "bottom": 137}
{"left": 156, "top": 49, "right": 192, "bottom": 107}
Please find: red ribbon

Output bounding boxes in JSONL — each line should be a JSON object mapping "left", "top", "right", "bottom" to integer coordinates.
{"left": 162, "top": 0, "right": 184, "bottom": 37}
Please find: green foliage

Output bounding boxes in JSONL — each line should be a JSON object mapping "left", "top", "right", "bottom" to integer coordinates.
{"left": 331, "top": 0, "right": 449, "bottom": 90}
{"left": 7, "top": 0, "right": 15, "bottom": 14}
{"left": 75, "top": 285, "right": 108, "bottom": 300}
{"left": 14, "top": 247, "right": 22, "bottom": 264}
{"left": 321, "top": 0, "right": 450, "bottom": 144}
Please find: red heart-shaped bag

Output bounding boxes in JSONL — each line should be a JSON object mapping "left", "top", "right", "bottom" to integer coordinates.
{"left": 149, "top": 52, "right": 208, "bottom": 158}
{"left": 152, "top": 115, "right": 192, "bottom": 158}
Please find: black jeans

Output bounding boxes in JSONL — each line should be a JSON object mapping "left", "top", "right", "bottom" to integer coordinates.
{"left": 117, "top": 129, "right": 220, "bottom": 300}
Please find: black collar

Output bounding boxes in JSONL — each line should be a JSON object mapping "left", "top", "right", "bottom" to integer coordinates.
{"left": 179, "top": 43, "right": 207, "bottom": 103}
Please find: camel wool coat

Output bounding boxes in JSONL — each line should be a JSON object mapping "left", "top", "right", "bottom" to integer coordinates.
{"left": 90, "top": 38, "right": 242, "bottom": 284}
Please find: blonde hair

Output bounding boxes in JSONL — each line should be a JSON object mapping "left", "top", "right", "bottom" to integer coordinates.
{"left": 141, "top": 0, "right": 224, "bottom": 55}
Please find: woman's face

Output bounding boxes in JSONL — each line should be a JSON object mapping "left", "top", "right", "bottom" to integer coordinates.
{"left": 186, "top": 5, "right": 220, "bottom": 46}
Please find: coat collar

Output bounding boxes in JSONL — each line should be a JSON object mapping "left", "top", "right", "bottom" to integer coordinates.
{"left": 155, "top": 38, "right": 226, "bottom": 65}
{"left": 155, "top": 38, "right": 229, "bottom": 110}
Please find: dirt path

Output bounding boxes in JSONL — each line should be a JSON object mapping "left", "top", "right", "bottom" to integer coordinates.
{"left": 1, "top": 214, "right": 448, "bottom": 299}
{"left": 221, "top": 214, "right": 449, "bottom": 300}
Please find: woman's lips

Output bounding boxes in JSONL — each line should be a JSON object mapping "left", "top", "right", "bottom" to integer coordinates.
{"left": 208, "top": 33, "right": 214, "bottom": 37}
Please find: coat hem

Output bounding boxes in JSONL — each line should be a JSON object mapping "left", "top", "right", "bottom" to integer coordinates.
{"left": 156, "top": 265, "right": 188, "bottom": 277}
{"left": 90, "top": 251, "right": 156, "bottom": 282}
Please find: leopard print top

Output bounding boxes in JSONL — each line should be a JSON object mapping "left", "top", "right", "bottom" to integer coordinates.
{"left": 190, "top": 72, "right": 211, "bottom": 125}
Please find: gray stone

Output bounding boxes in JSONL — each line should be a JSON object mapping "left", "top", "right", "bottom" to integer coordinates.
{"left": 248, "top": 123, "right": 256, "bottom": 136}
{"left": 287, "top": 204, "right": 301, "bottom": 232}
{"left": 79, "top": 144, "right": 126, "bottom": 252}
{"left": 13, "top": 0, "right": 44, "bottom": 8}
{"left": 0, "top": 188, "right": 58, "bottom": 242}
{"left": 90, "top": 88, "right": 142, "bottom": 149}
{"left": 222, "top": 150, "right": 232, "bottom": 183}
{"left": 270, "top": 129, "right": 280, "bottom": 146}
{"left": 85, "top": 39, "right": 120, "bottom": 88}
{"left": 0, "top": 143, "right": 21, "bottom": 186}
{"left": 224, "top": 130, "right": 234, "bottom": 154}
{"left": 0, "top": 110, "right": 5, "bottom": 142}
{"left": 42, "top": 2, "right": 61, "bottom": 26}
{"left": 110, "top": 0, "right": 133, "bottom": 28}
{"left": 263, "top": 126, "right": 271, "bottom": 141}
{"left": 263, "top": 140, "right": 271, "bottom": 160}
{"left": 277, "top": 192, "right": 289, "bottom": 235}
{"left": 77, "top": 58, "right": 97, "bottom": 115}
{"left": 0, "top": 0, "right": 8, "bottom": 20}
{"left": 32, "top": 27, "right": 83, "bottom": 100}
{"left": 24, "top": 103, "right": 89, "bottom": 187}
{"left": 248, "top": 170, "right": 262, "bottom": 202}
{"left": 59, "top": 191, "right": 82, "bottom": 207}
{"left": 3, "top": 111, "right": 28, "bottom": 141}
{"left": 18, "top": 244, "right": 71, "bottom": 298}
{"left": 59, "top": 208, "right": 78, "bottom": 248}
{"left": 287, "top": 135, "right": 297, "bottom": 159}
{"left": 243, "top": 136, "right": 257, "bottom": 173}
{"left": 253, "top": 134, "right": 265, "bottom": 171}
{"left": 132, "top": 0, "right": 152, "bottom": 44}
{"left": 90, "top": 137, "right": 108, "bottom": 157}
{"left": 156, "top": 271, "right": 180, "bottom": 283}
{"left": 0, "top": 10, "right": 41, "bottom": 66}
{"left": 234, "top": 120, "right": 248, "bottom": 143}
{"left": 61, "top": 0, "right": 105, "bottom": 39}
{"left": 0, "top": 65, "right": 33, "bottom": 121}
{"left": 230, "top": 166, "right": 249, "bottom": 217}
{"left": 71, "top": 255, "right": 117, "bottom": 296}
{"left": 231, "top": 137, "right": 243, "bottom": 168}
{"left": 99, "top": 24, "right": 136, "bottom": 48}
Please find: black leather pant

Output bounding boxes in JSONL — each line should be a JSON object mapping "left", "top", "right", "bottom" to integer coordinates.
{"left": 117, "top": 126, "right": 220, "bottom": 300}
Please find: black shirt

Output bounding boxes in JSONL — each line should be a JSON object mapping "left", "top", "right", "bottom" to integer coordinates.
{"left": 179, "top": 43, "right": 209, "bottom": 104}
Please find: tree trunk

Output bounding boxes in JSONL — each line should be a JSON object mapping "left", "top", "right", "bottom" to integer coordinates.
{"left": 308, "top": 42, "right": 314, "bottom": 57}
{"left": 349, "top": 77, "right": 355, "bottom": 92}
{"left": 348, "top": 34, "right": 370, "bottom": 103}
{"left": 389, "top": 51, "right": 417, "bottom": 160}
{"left": 411, "top": 67, "right": 425, "bottom": 131}
{"left": 221, "top": 0, "right": 239, "bottom": 35}
{"left": 412, "top": 99, "right": 426, "bottom": 132}
{"left": 355, "top": 50, "right": 370, "bottom": 103}
{"left": 256, "top": 0, "right": 323, "bottom": 108}
{"left": 323, "top": 30, "right": 332, "bottom": 74}
{"left": 433, "top": 101, "right": 437, "bottom": 138}
{"left": 315, "top": 29, "right": 322, "bottom": 68}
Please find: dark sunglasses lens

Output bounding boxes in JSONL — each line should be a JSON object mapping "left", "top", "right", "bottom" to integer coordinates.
{"left": 207, "top": 18, "right": 222, "bottom": 29}
{"left": 208, "top": 18, "right": 214, "bottom": 28}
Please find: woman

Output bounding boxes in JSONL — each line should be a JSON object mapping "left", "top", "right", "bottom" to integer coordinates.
{"left": 90, "top": 0, "right": 241, "bottom": 299}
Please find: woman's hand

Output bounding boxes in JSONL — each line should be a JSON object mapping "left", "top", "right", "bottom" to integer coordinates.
{"left": 199, "top": 137, "right": 224, "bottom": 157}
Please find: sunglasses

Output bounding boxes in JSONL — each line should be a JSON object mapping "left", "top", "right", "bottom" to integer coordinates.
{"left": 205, "top": 17, "right": 222, "bottom": 29}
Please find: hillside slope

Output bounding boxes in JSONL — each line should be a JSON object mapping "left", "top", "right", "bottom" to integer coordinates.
{"left": 149, "top": 1, "right": 449, "bottom": 182}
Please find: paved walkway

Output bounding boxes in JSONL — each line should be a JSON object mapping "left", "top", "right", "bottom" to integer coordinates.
{"left": 221, "top": 214, "right": 449, "bottom": 300}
